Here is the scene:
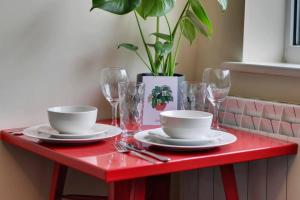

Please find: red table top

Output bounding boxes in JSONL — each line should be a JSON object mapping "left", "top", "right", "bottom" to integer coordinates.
{"left": 0, "top": 121, "right": 298, "bottom": 182}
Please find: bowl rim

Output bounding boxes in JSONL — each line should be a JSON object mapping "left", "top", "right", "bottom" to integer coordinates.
{"left": 160, "top": 110, "right": 212, "bottom": 119}
{"left": 48, "top": 105, "right": 97, "bottom": 114}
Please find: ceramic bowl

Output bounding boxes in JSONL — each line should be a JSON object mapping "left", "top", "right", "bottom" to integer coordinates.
{"left": 160, "top": 110, "right": 213, "bottom": 139}
{"left": 48, "top": 106, "right": 97, "bottom": 134}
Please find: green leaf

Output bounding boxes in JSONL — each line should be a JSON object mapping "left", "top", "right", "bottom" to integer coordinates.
{"left": 150, "top": 33, "right": 172, "bottom": 41}
{"left": 137, "top": 0, "right": 175, "bottom": 19}
{"left": 180, "top": 17, "right": 196, "bottom": 45}
{"left": 148, "top": 41, "right": 173, "bottom": 56}
{"left": 186, "top": 11, "right": 210, "bottom": 37}
{"left": 189, "top": 0, "right": 212, "bottom": 35}
{"left": 155, "top": 55, "right": 164, "bottom": 69}
{"left": 117, "top": 43, "right": 138, "bottom": 51}
{"left": 218, "top": 0, "right": 228, "bottom": 11}
{"left": 91, "top": 0, "right": 141, "bottom": 15}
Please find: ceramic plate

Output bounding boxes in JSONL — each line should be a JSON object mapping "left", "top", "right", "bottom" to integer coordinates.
{"left": 148, "top": 128, "right": 225, "bottom": 146}
{"left": 23, "top": 124, "right": 121, "bottom": 144}
{"left": 134, "top": 129, "right": 237, "bottom": 151}
{"left": 37, "top": 124, "right": 108, "bottom": 139}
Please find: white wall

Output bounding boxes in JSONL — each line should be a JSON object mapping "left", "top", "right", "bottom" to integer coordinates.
{"left": 0, "top": 0, "right": 198, "bottom": 199}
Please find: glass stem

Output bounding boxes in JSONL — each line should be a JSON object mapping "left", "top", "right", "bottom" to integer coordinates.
{"left": 111, "top": 102, "right": 119, "bottom": 127}
{"left": 212, "top": 101, "right": 220, "bottom": 130}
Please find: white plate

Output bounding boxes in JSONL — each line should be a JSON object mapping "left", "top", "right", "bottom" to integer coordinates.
{"left": 134, "top": 129, "right": 237, "bottom": 151}
{"left": 23, "top": 124, "right": 122, "bottom": 144}
{"left": 37, "top": 124, "right": 107, "bottom": 139}
{"left": 148, "top": 128, "right": 224, "bottom": 146}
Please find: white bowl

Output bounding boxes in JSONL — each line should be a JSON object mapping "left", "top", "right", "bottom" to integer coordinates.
{"left": 160, "top": 110, "right": 213, "bottom": 139}
{"left": 48, "top": 106, "right": 97, "bottom": 134}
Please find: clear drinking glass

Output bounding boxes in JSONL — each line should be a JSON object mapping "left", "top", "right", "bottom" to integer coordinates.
{"left": 100, "top": 67, "right": 128, "bottom": 126}
{"left": 180, "top": 81, "right": 207, "bottom": 111}
{"left": 118, "top": 82, "right": 145, "bottom": 136}
{"left": 203, "top": 68, "right": 231, "bottom": 130}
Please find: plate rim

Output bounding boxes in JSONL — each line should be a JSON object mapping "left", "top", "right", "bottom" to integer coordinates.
{"left": 134, "top": 129, "right": 237, "bottom": 149}
{"left": 149, "top": 128, "right": 225, "bottom": 143}
{"left": 37, "top": 124, "right": 108, "bottom": 138}
{"left": 23, "top": 123, "right": 121, "bottom": 143}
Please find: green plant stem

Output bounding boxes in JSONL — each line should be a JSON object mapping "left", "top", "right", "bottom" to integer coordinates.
{"left": 162, "top": 55, "right": 166, "bottom": 74}
{"left": 155, "top": 17, "right": 160, "bottom": 73}
{"left": 164, "top": 15, "right": 172, "bottom": 39}
{"left": 162, "top": 54, "right": 169, "bottom": 75}
{"left": 168, "top": 53, "right": 173, "bottom": 76}
{"left": 135, "top": 52, "right": 151, "bottom": 72}
{"left": 172, "top": 2, "right": 189, "bottom": 38}
{"left": 134, "top": 11, "right": 155, "bottom": 74}
{"left": 156, "top": 17, "right": 160, "bottom": 43}
{"left": 163, "top": 15, "right": 173, "bottom": 76}
{"left": 164, "top": 2, "right": 189, "bottom": 76}
{"left": 174, "top": 30, "right": 183, "bottom": 66}
{"left": 168, "top": 30, "right": 182, "bottom": 76}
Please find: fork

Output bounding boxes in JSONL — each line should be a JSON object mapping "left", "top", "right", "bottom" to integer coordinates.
{"left": 114, "top": 142, "right": 157, "bottom": 164}
{"left": 6, "top": 128, "right": 26, "bottom": 136}
{"left": 120, "top": 142, "right": 170, "bottom": 162}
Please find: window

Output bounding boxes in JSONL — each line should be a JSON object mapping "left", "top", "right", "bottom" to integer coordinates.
{"left": 293, "top": 0, "right": 300, "bottom": 45}
{"left": 285, "top": 0, "right": 300, "bottom": 64}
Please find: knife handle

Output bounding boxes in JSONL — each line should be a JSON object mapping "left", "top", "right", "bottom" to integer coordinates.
{"left": 130, "top": 151, "right": 157, "bottom": 164}
{"left": 140, "top": 149, "right": 171, "bottom": 162}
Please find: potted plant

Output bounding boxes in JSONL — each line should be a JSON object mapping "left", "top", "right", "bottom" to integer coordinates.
{"left": 91, "top": 0, "right": 227, "bottom": 124}
{"left": 149, "top": 85, "right": 174, "bottom": 111}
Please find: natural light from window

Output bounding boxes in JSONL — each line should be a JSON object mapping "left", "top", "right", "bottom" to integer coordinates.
{"left": 285, "top": 0, "right": 300, "bottom": 64}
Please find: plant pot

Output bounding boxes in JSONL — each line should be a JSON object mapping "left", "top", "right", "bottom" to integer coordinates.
{"left": 155, "top": 103, "right": 167, "bottom": 111}
{"left": 137, "top": 73, "right": 185, "bottom": 125}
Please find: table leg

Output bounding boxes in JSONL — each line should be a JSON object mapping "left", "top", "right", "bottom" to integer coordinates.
{"left": 49, "top": 162, "right": 68, "bottom": 200}
{"left": 220, "top": 164, "right": 239, "bottom": 200}
{"left": 146, "top": 174, "right": 171, "bottom": 200}
{"left": 108, "top": 178, "right": 146, "bottom": 200}
{"left": 108, "top": 174, "right": 170, "bottom": 200}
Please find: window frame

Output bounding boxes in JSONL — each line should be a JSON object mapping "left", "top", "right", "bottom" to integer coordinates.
{"left": 284, "top": 0, "right": 300, "bottom": 64}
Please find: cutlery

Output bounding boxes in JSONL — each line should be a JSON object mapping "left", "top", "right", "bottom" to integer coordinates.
{"left": 119, "top": 141, "right": 171, "bottom": 162}
{"left": 6, "top": 128, "right": 26, "bottom": 136}
{"left": 6, "top": 128, "right": 26, "bottom": 133}
{"left": 114, "top": 141, "right": 157, "bottom": 164}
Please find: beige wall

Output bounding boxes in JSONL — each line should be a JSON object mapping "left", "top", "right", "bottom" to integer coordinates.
{"left": 195, "top": 0, "right": 300, "bottom": 104}
{"left": 195, "top": 0, "right": 245, "bottom": 80}
{"left": 0, "top": 0, "right": 196, "bottom": 199}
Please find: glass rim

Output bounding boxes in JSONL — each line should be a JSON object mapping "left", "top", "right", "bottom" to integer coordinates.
{"left": 181, "top": 81, "right": 207, "bottom": 85}
{"left": 100, "top": 67, "right": 127, "bottom": 71}
{"left": 118, "top": 81, "right": 145, "bottom": 86}
{"left": 204, "top": 67, "right": 230, "bottom": 72}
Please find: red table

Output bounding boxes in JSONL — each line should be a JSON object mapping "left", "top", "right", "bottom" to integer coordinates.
{"left": 0, "top": 121, "right": 298, "bottom": 200}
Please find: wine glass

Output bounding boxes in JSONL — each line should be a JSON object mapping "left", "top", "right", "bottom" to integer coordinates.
{"left": 100, "top": 67, "right": 128, "bottom": 126}
{"left": 203, "top": 68, "right": 231, "bottom": 130}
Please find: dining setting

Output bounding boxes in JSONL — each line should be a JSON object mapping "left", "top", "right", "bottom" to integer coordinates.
{"left": 1, "top": 66, "right": 297, "bottom": 200}
{"left": 8, "top": 67, "right": 235, "bottom": 162}
{"left": 1, "top": 0, "right": 300, "bottom": 200}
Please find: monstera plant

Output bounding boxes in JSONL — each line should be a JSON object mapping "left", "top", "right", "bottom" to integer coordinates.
{"left": 91, "top": 0, "right": 227, "bottom": 76}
